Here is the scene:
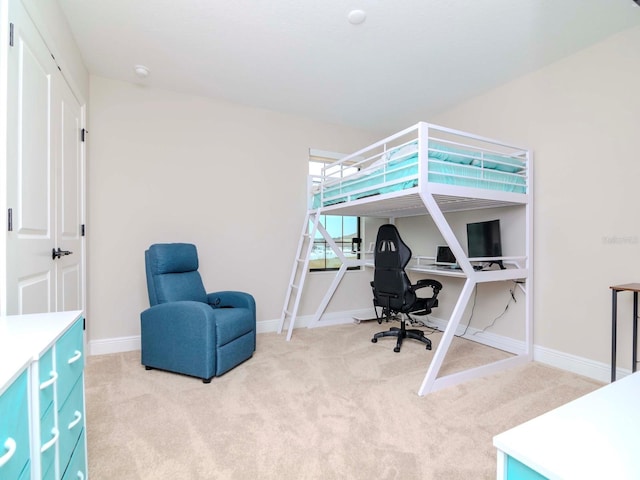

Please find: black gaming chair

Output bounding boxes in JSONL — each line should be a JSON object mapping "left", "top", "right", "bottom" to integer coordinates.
{"left": 370, "top": 224, "right": 443, "bottom": 352}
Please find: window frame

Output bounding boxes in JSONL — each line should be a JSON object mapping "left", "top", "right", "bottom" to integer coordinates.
{"left": 308, "top": 154, "right": 361, "bottom": 272}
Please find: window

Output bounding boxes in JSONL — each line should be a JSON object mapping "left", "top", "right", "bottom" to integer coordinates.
{"left": 309, "top": 158, "right": 361, "bottom": 271}
{"left": 309, "top": 215, "right": 361, "bottom": 271}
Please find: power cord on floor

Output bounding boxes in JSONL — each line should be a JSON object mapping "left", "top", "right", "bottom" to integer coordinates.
{"left": 408, "top": 316, "right": 439, "bottom": 336}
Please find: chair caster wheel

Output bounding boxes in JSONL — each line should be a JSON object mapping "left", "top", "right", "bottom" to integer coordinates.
{"left": 371, "top": 338, "right": 377, "bottom": 343}
{"left": 426, "top": 345, "right": 432, "bottom": 350}
{"left": 394, "top": 347, "right": 400, "bottom": 353}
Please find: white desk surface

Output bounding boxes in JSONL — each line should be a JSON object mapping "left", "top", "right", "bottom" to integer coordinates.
{"left": 0, "top": 310, "right": 83, "bottom": 395}
{"left": 493, "top": 372, "right": 640, "bottom": 480}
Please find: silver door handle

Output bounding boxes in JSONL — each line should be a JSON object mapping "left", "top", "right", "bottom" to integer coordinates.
{"left": 52, "top": 248, "right": 73, "bottom": 259}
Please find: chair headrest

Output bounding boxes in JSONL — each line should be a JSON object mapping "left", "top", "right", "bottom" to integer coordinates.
{"left": 375, "top": 224, "right": 412, "bottom": 269}
{"left": 147, "top": 243, "right": 199, "bottom": 274}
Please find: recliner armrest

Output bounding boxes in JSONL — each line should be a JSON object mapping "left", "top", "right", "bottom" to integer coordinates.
{"left": 207, "top": 291, "right": 256, "bottom": 313}
{"left": 141, "top": 300, "right": 217, "bottom": 325}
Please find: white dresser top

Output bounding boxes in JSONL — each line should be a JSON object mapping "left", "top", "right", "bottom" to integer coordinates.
{"left": 493, "top": 372, "right": 640, "bottom": 480}
{"left": 0, "top": 310, "right": 83, "bottom": 395}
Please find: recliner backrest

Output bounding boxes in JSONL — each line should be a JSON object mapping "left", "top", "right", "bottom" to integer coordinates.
{"left": 372, "top": 224, "right": 417, "bottom": 311}
{"left": 145, "top": 243, "right": 208, "bottom": 306}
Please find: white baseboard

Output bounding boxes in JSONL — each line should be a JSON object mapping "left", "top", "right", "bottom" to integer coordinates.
{"left": 88, "top": 310, "right": 624, "bottom": 384}
{"left": 87, "top": 309, "right": 367, "bottom": 355}
{"left": 532, "top": 344, "right": 618, "bottom": 384}
{"left": 89, "top": 335, "right": 140, "bottom": 356}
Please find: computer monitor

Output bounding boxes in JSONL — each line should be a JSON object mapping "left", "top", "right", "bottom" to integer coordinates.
{"left": 466, "top": 219, "right": 504, "bottom": 268}
{"left": 435, "top": 245, "right": 457, "bottom": 266}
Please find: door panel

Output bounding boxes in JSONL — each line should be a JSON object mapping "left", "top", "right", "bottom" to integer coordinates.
{"left": 19, "top": 42, "right": 51, "bottom": 235}
{"left": 18, "top": 272, "right": 51, "bottom": 314}
{"left": 60, "top": 264, "right": 81, "bottom": 312}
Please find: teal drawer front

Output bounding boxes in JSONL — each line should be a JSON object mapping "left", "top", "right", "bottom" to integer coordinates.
{"left": 506, "top": 456, "right": 548, "bottom": 480}
{"left": 56, "top": 319, "right": 84, "bottom": 404}
{"left": 58, "top": 376, "right": 85, "bottom": 473}
{"left": 39, "top": 347, "right": 56, "bottom": 418}
{"left": 17, "top": 461, "right": 30, "bottom": 480}
{"left": 40, "top": 404, "right": 57, "bottom": 476}
{"left": 0, "top": 370, "right": 30, "bottom": 480}
{"left": 42, "top": 462, "right": 55, "bottom": 480}
{"left": 61, "top": 430, "right": 86, "bottom": 480}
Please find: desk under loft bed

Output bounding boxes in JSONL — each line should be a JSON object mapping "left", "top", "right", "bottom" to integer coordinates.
{"left": 278, "top": 122, "right": 533, "bottom": 396}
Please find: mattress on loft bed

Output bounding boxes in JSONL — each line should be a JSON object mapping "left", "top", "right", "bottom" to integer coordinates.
{"left": 312, "top": 142, "right": 527, "bottom": 208}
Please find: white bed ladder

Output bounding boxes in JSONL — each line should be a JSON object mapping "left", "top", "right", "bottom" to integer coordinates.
{"left": 278, "top": 211, "right": 320, "bottom": 341}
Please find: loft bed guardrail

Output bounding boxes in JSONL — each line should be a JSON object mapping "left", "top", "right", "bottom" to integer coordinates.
{"left": 309, "top": 122, "right": 529, "bottom": 218}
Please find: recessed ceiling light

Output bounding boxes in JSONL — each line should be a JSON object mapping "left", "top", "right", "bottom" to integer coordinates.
{"left": 134, "top": 65, "right": 150, "bottom": 78}
{"left": 347, "top": 9, "right": 366, "bottom": 25}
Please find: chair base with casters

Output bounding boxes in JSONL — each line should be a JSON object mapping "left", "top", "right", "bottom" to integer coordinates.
{"left": 371, "top": 313, "right": 432, "bottom": 353}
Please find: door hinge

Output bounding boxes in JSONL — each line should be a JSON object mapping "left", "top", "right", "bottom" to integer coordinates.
{"left": 81, "top": 128, "right": 88, "bottom": 142}
{"left": 9, "top": 23, "right": 14, "bottom": 47}
{"left": 7, "top": 208, "right": 13, "bottom": 231}
{"left": 81, "top": 224, "right": 85, "bottom": 236}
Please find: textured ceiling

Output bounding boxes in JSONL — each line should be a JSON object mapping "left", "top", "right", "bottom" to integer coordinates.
{"left": 58, "top": 0, "right": 640, "bottom": 133}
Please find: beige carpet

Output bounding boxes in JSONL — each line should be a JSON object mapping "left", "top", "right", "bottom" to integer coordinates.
{"left": 84, "top": 321, "right": 603, "bottom": 479}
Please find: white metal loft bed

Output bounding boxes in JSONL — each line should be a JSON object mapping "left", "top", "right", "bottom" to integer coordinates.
{"left": 279, "top": 122, "right": 533, "bottom": 396}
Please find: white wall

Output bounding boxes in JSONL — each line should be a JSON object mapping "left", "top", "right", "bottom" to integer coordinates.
{"left": 87, "top": 76, "right": 377, "bottom": 345}
{"left": 428, "top": 26, "right": 640, "bottom": 369}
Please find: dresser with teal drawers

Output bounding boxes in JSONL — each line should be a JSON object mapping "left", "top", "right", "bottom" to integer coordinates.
{"left": 0, "top": 311, "right": 87, "bottom": 480}
{"left": 493, "top": 372, "right": 640, "bottom": 479}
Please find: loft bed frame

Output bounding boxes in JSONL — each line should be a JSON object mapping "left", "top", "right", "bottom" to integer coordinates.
{"left": 279, "top": 122, "right": 532, "bottom": 396}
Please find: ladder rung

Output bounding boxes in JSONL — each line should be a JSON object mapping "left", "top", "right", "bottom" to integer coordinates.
{"left": 290, "top": 283, "right": 299, "bottom": 290}
{"left": 296, "top": 258, "right": 305, "bottom": 263}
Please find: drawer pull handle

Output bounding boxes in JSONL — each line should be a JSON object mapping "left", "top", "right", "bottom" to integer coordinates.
{"left": 0, "top": 438, "right": 16, "bottom": 467}
{"left": 40, "top": 428, "right": 59, "bottom": 453}
{"left": 68, "top": 411, "right": 82, "bottom": 430}
{"left": 77, "top": 471, "right": 85, "bottom": 480}
{"left": 40, "top": 370, "right": 58, "bottom": 390}
{"left": 68, "top": 350, "right": 82, "bottom": 364}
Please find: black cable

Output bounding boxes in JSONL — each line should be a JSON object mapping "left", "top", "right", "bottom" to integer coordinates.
{"left": 473, "top": 282, "right": 518, "bottom": 335}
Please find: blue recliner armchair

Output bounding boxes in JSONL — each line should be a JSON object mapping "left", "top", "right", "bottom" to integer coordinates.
{"left": 140, "top": 243, "right": 256, "bottom": 383}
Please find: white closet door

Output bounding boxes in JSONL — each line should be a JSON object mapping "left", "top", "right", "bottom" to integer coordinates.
{"left": 55, "top": 78, "right": 84, "bottom": 312}
{"left": 6, "top": 1, "right": 57, "bottom": 314}
{"left": 6, "top": 0, "right": 85, "bottom": 314}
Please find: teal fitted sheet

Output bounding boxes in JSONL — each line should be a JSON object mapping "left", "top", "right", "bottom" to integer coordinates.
{"left": 312, "top": 148, "right": 526, "bottom": 208}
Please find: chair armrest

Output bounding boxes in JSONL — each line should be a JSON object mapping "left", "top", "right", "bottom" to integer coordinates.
{"left": 141, "top": 301, "right": 217, "bottom": 327}
{"left": 141, "top": 301, "right": 218, "bottom": 346}
{"left": 207, "top": 291, "right": 256, "bottom": 313}
{"left": 413, "top": 279, "right": 443, "bottom": 296}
